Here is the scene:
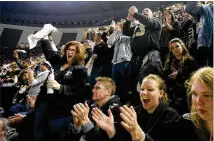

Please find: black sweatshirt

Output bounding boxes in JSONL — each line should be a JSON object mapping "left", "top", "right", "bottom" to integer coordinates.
{"left": 123, "top": 12, "right": 162, "bottom": 59}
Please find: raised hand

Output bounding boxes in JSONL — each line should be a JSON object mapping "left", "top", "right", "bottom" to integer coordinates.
{"left": 92, "top": 107, "right": 116, "bottom": 138}
{"left": 120, "top": 105, "right": 145, "bottom": 141}
{"left": 128, "top": 6, "right": 138, "bottom": 15}
{"left": 127, "top": 13, "right": 134, "bottom": 21}
{"left": 72, "top": 102, "right": 90, "bottom": 125}
{"left": 92, "top": 108, "right": 114, "bottom": 131}
{"left": 13, "top": 50, "right": 19, "bottom": 59}
{"left": 110, "top": 20, "right": 116, "bottom": 27}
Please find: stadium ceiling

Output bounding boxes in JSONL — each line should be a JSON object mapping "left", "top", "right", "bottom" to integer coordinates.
{"left": 0, "top": 1, "right": 180, "bottom": 27}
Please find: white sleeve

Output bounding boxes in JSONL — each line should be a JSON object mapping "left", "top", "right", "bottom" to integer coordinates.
{"left": 107, "top": 31, "right": 119, "bottom": 47}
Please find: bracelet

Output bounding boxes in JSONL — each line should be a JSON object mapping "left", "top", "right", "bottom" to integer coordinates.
{"left": 132, "top": 135, "right": 144, "bottom": 141}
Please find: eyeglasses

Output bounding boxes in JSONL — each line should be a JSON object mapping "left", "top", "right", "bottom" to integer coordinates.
{"left": 93, "top": 85, "right": 107, "bottom": 91}
{"left": 171, "top": 45, "right": 180, "bottom": 50}
{"left": 66, "top": 48, "right": 76, "bottom": 52}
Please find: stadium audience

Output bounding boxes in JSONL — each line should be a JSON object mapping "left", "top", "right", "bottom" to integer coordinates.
{"left": 0, "top": 2, "right": 213, "bottom": 141}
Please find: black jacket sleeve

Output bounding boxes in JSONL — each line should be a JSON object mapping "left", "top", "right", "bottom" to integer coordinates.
{"left": 176, "top": 59, "right": 199, "bottom": 84}
{"left": 123, "top": 20, "right": 135, "bottom": 37}
{"left": 133, "top": 13, "right": 162, "bottom": 29}
{"left": 40, "top": 39, "right": 61, "bottom": 68}
{"left": 170, "top": 21, "right": 182, "bottom": 37}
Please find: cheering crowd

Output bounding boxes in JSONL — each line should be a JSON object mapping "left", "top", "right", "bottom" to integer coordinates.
{"left": 0, "top": 1, "right": 213, "bottom": 141}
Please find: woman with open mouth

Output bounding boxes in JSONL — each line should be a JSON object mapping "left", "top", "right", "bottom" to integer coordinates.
{"left": 91, "top": 74, "right": 180, "bottom": 141}
{"left": 19, "top": 38, "right": 88, "bottom": 141}
{"left": 91, "top": 67, "right": 213, "bottom": 141}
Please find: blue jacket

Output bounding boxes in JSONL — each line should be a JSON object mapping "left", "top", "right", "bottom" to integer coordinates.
{"left": 185, "top": 2, "right": 213, "bottom": 48}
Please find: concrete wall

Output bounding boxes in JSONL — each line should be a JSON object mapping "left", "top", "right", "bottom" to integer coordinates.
{"left": 0, "top": 23, "right": 85, "bottom": 45}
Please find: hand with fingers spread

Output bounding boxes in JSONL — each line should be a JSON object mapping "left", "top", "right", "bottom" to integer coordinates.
{"left": 120, "top": 105, "right": 145, "bottom": 141}
{"left": 92, "top": 107, "right": 116, "bottom": 138}
{"left": 71, "top": 102, "right": 90, "bottom": 125}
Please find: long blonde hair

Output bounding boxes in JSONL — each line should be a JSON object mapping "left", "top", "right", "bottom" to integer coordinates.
{"left": 186, "top": 67, "right": 213, "bottom": 140}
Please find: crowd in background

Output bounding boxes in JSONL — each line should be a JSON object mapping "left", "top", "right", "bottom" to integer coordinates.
{"left": 0, "top": 1, "right": 213, "bottom": 141}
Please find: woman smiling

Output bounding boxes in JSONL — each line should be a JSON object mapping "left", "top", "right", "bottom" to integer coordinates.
{"left": 91, "top": 74, "right": 180, "bottom": 141}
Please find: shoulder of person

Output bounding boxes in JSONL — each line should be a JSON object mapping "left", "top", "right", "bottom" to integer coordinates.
{"left": 184, "top": 57, "right": 197, "bottom": 65}
{"left": 173, "top": 113, "right": 195, "bottom": 129}
{"left": 73, "top": 64, "right": 86, "bottom": 69}
{"left": 164, "top": 106, "right": 179, "bottom": 116}
{"left": 72, "top": 64, "right": 87, "bottom": 71}
{"left": 108, "top": 102, "right": 121, "bottom": 110}
{"left": 181, "top": 113, "right": 193, "bottom": 121}
{"left": 154, "top": 17, "right": 162, "bottom": 23}
{"left": 71, "top": 65, "right": 87, "bottom": 77}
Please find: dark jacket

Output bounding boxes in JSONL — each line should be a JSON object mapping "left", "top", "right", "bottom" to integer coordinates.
{"left": 111, "top": 103, "right": 179, "bottom": 141}
{"left": 135, "top": 103, "right": 179, "bottom": 141}
{"left": 93, "top": 41, "right": 111, "bottom": 68}
{"left": 163, "top": 58, "right": 198, "bottom": 101}
{"left": 181, "top": 18, "right": 198, "bottom": 49}
{"left": 185, "top": 1, "right": 213, "bottom": 48}
{"left": 138, "top": 50, "right": 163, "bottom": 84}
{"left": 160, "top": 11, "right": 182, "bottom": 49}
{"left": 123, "top": 13, "right": 162, "bottom": 59}
{"left": 145, "top": 113, "right": 210, "bottom": 141}
{"left": 84, "top": 48, "right": 93, "bottom": 64}
{"left": 79, "top": 95, "right": 124, "bottom": 141}
{"left": 38, "top": 39, "right": 88, "bottom": 119}
{"left": 92, "top": 41, "right": 113, "bottom": 78}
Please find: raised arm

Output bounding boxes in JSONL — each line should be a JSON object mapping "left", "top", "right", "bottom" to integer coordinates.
{"left": 13, "top": 50, "right": 24, "bottom": 69}
{"left": 133, "top": 13, "right": 162, "bottom": 29}
{"left": 128, "top": 6, "right": 161, "bottom": 29}
{"left": 40, "top": 39, "right": 61, "bottom": 67}
{"left": 185, "top": 1, "right": 203, "bottom": 17}
{"left": 107, "top": 31, "right": 120, "bottom": 46}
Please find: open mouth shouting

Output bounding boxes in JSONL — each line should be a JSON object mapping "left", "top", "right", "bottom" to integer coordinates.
{"left": 67, "top": 54, "right": 73, "bottom": 58}
{"left": 142, "top": 97, "right": 150, "bottom": 103}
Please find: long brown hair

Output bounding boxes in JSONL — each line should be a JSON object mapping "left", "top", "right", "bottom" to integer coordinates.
{"left": 164, "top": 38, "right": 193, "bottom": 71}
